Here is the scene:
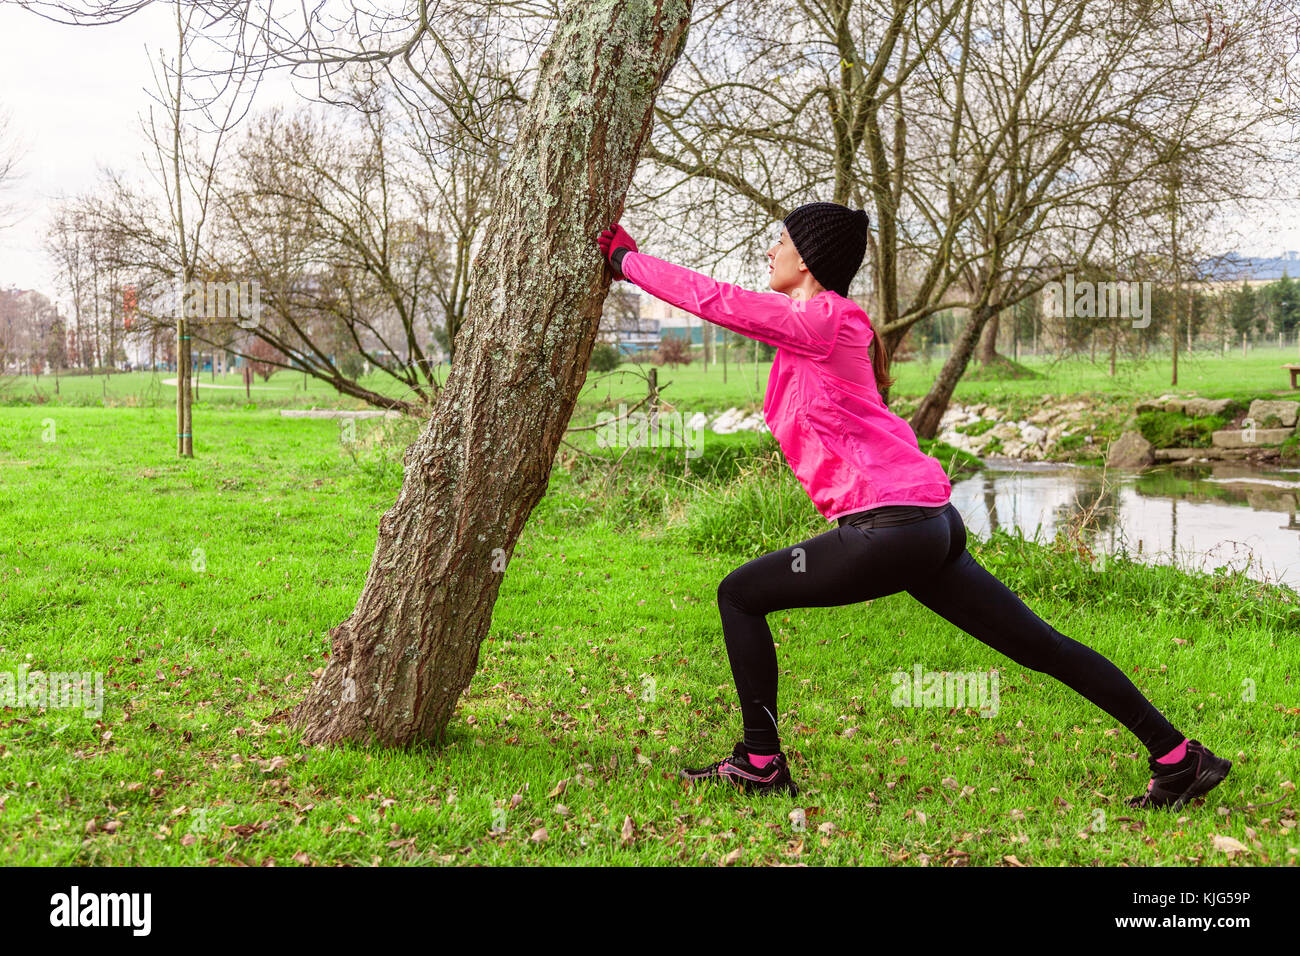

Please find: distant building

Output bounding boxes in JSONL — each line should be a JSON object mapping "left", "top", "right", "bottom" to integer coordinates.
{"left": 1195, "top": 250, "right": 1300, "bottom": 291}
{"left": 599, "top": 312, "right": 660, "bottom": 355}
{"left": 637, "top": 292, "right": 701, "bottom": 345}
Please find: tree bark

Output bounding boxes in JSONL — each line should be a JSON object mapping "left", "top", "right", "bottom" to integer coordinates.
{"left": 909, "top": 305, "right": 994, "bottom": 439}
{"left": 977, "top": 311, "right": 1000, "bottom": 365}
{"left": 292, "top": 0, "right": 694, "bottom": 748}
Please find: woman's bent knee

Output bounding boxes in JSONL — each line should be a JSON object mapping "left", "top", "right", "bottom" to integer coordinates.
{"left": 717, "top": 569, "right": 746, "bottom": 609}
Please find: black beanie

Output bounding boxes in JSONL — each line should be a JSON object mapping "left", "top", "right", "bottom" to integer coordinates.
{"left": 782, "top": 202, "right": 870, "bottom": 297}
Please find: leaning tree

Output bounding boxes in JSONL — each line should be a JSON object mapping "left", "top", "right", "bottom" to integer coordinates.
{"left": 292, "top": 0, "right": 694, "bottom": 744}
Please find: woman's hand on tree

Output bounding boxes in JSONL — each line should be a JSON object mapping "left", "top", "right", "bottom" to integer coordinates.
{"left": 597, "top": 222, "right": 639, "bottom": 279}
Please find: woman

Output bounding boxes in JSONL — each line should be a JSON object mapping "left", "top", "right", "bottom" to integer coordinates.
{"left": 595, "top": 203, "right": 1230, "bottom": 809}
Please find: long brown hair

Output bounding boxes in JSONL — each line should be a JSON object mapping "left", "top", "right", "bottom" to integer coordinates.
{"left": 871, "top": 331, "right": 894, "bottom": 403}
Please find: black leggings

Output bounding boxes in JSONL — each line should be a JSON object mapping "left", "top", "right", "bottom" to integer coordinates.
{"left": 715, "top": 502, "right": 1185, "bottom": 757}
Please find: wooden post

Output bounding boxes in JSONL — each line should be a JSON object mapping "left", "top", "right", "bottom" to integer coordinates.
{"left": 647, "top": 367, "right": 659, "bottom": 433}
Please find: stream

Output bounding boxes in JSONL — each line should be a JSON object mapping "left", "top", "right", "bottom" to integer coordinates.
{"left": 948, "top": 458, "right": 1300, "bottom": 591}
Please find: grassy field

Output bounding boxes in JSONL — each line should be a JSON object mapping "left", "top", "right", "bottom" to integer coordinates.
{"left": 0, "top": 403, "right": 1295, "bottom": 866}
{"left": 7, "top": 343, "right": 1299, "bottom": 417}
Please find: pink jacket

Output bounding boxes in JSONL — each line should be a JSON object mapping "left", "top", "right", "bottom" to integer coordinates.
{"left": 619, "top": 250, "right": 952, "bottom": 520}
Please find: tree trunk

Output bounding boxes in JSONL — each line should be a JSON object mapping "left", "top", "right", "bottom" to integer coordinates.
{"left": 177, "top": 317, "right": 193, "bottom": 457}
{"left": 292, "top": 0, "right": 693, "bottom": 748}
{"left": 910, "top": 305, "right": 993, "bottom": 439}
{"left": 977, "top": 310, "right": 1000, "bottom": 365}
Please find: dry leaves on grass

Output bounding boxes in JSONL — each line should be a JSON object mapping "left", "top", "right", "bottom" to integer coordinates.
{"left": 1211, "top": 835, "right": 1251, "bottom": 857}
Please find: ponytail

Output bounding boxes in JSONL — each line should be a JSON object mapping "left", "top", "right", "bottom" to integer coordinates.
{"left": 870, "top": 331, "right": 894, "bottom": 402}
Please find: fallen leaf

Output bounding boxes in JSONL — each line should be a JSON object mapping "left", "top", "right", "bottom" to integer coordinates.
{"left": 1211, "top": 835, "right": 1250, "bottom": 856}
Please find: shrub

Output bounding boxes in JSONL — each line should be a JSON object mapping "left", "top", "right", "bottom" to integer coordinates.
{"left": 588, "top": 341, "right": 622, "bottom": 373}
{"left": 655, "top": 334, "right": 693, "bottom": 368}
{"left": 338, "top": 353, "right": 365, "bottom": 380}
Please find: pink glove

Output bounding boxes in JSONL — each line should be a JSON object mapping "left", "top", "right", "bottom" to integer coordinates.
{"left": 597, "top": 222, "right": 639, "bottom": 279}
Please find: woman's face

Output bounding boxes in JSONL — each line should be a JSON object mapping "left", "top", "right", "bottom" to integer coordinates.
{"left": 766, "top": 225, "right": 809, "bottom": 295}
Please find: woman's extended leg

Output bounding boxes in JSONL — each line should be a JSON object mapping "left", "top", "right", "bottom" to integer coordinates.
{"left": 904, "top": 506, "right": 1186, "bottom": 758}
{"left": 715, "top": 517, "right": 953, "bottom": 756}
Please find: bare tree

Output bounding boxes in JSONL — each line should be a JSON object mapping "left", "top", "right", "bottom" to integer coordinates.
{"left": 204, "top": 82, "right": 505, "bottom": 413}
{"left": 142, "top": 0, "right": 259, "bottom": 455}
{"left": 46, "top": 204, "right": 93, "bottom": 368}
{"left": 0, "top": 108, "right": 23, "bottom": 231}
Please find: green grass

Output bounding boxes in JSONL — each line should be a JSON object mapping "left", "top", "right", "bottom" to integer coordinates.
{"left": 12, "top": 343, "right": 1298, "bottom": 410}
{"left": 956, "top": 419, "right": 998, "bottom": 437}
{"left": 0, "top": 366, "right": 449, "bottom": 410}
{"left": 892, "top": 345, "right": 1300, "bottom": 403}
{"left": 0, "top": 405, "right": 1295, "bottom": 866}
{"left": 1135, "top": 411, "right": 1231, "bottom": 449}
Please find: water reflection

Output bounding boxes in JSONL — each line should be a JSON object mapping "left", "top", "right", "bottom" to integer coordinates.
{"left": 948, "top": 459, "right": 1300, "bottom": 590}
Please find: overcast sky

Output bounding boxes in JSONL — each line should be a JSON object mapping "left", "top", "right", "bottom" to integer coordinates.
{"left": 2, "top": 2, "right": 1299, "bottom": 304}
{"left": 0, "top": 3, "right": 176, "bottom": 301}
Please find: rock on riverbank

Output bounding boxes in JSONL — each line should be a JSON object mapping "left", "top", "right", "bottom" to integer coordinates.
{"left": 935, "top": 400, "right": 1095, "bottom": 461}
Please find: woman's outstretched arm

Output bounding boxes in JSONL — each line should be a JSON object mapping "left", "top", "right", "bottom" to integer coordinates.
{"left": 616, "top": 249, "right": 845, "bottom": 361}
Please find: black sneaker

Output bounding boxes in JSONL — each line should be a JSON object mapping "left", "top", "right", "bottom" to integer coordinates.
{"left": 1126, "top": 739, "right": 1232, "bottom": 810}
{"left": 680, "top": 740, "right": 799, "bottom": 798}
